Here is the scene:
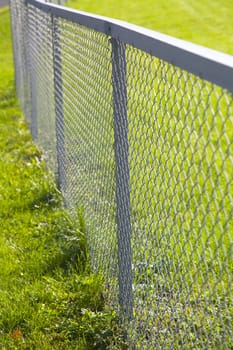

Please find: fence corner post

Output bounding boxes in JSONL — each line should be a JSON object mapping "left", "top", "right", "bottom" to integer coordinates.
{"left": 111, "top": 38, "right": 133, "bottom": 322}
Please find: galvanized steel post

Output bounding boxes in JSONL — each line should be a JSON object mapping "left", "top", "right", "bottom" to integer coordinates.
{"left": 111, "top": 38, "right": 133, "bottom": 321}
{"left": 51, "top": 15, "right": 66, "bottom": 193}
{"left": 26, "top": 2, "right": 38, "bottom": 140}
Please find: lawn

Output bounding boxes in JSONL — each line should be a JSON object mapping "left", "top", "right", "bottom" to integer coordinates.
{"left": 0, "top": 6, "right": 122, "bottom": 350}
{"left": 67, "top": 0, "right": 233, "bottom": 55}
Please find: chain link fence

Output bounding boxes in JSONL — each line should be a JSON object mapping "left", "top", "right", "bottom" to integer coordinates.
{"left": 10, "top": 0, "right": 233, "bottom": 348}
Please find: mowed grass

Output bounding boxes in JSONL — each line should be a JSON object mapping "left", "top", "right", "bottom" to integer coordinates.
{"left": 0, "top": 7, "right": 123, "bottom": 350}
{"left": 67, "top": 0, "right": 233, "bottom": 55}
{"left": 64, "top": 1, "right": 233, "bottom": 348}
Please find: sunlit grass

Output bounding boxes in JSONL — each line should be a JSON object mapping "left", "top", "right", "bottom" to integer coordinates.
{"left": 67, "top": 0, "right": 233, "bottom": 55}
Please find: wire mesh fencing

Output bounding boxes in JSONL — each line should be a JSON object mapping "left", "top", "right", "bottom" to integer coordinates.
{"left": 10, "top": 0, "right": 233, "bottom": 348}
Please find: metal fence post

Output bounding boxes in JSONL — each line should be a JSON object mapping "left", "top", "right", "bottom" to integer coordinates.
{"left": 51, "top": 15, "right": 66, "bottom": 193}
{"left": 111, "top": 38, "right": 133, "bottom": 321}
{"left": 25, "top": 2, "right": 38, "bottom": 140}
{"left": 9, "top": 0, "right": 19, "bottom": 98}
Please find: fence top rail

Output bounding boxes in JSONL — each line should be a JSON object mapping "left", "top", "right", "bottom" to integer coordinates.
{"left": 26, "top": 0, "right": 233, "bottom": 92}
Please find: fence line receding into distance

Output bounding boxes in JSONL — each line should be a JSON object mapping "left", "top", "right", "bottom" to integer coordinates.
{"left": 10, "top": 0, "right": 233, "bottom": 348}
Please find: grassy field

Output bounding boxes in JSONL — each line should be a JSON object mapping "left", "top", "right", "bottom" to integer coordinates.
{"left": 0, "top": 7, "right": 123, "bottom": 350}
{"left": 67, "top": 0, "right": 233, "bottom": 55}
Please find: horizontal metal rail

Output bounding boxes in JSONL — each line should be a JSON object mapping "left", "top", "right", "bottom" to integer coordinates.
{"left": 27, "top": 0, "right": 233, "bottom": 92}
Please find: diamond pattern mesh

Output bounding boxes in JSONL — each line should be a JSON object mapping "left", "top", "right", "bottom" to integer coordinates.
{"left": 10, "top": 0, "right": 31, "bottom": 120}
{"left": 27, "top": 5, "right": 57, "bottom": 171}
{"left": 10, "top": 0, "right": 233, "bottom": 348}
{"left": 58, "top": 19, "right": 118, "bottom": 290}
{"left": 127, "top": 47, "right": 233, "bottom": 348}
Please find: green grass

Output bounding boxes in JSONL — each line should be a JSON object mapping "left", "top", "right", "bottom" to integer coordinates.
{"left": 67, "top": 0, "right": 233, "bottom": 55}
{"left": 0, "top": 7, "right": 124, "bottom": 350}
